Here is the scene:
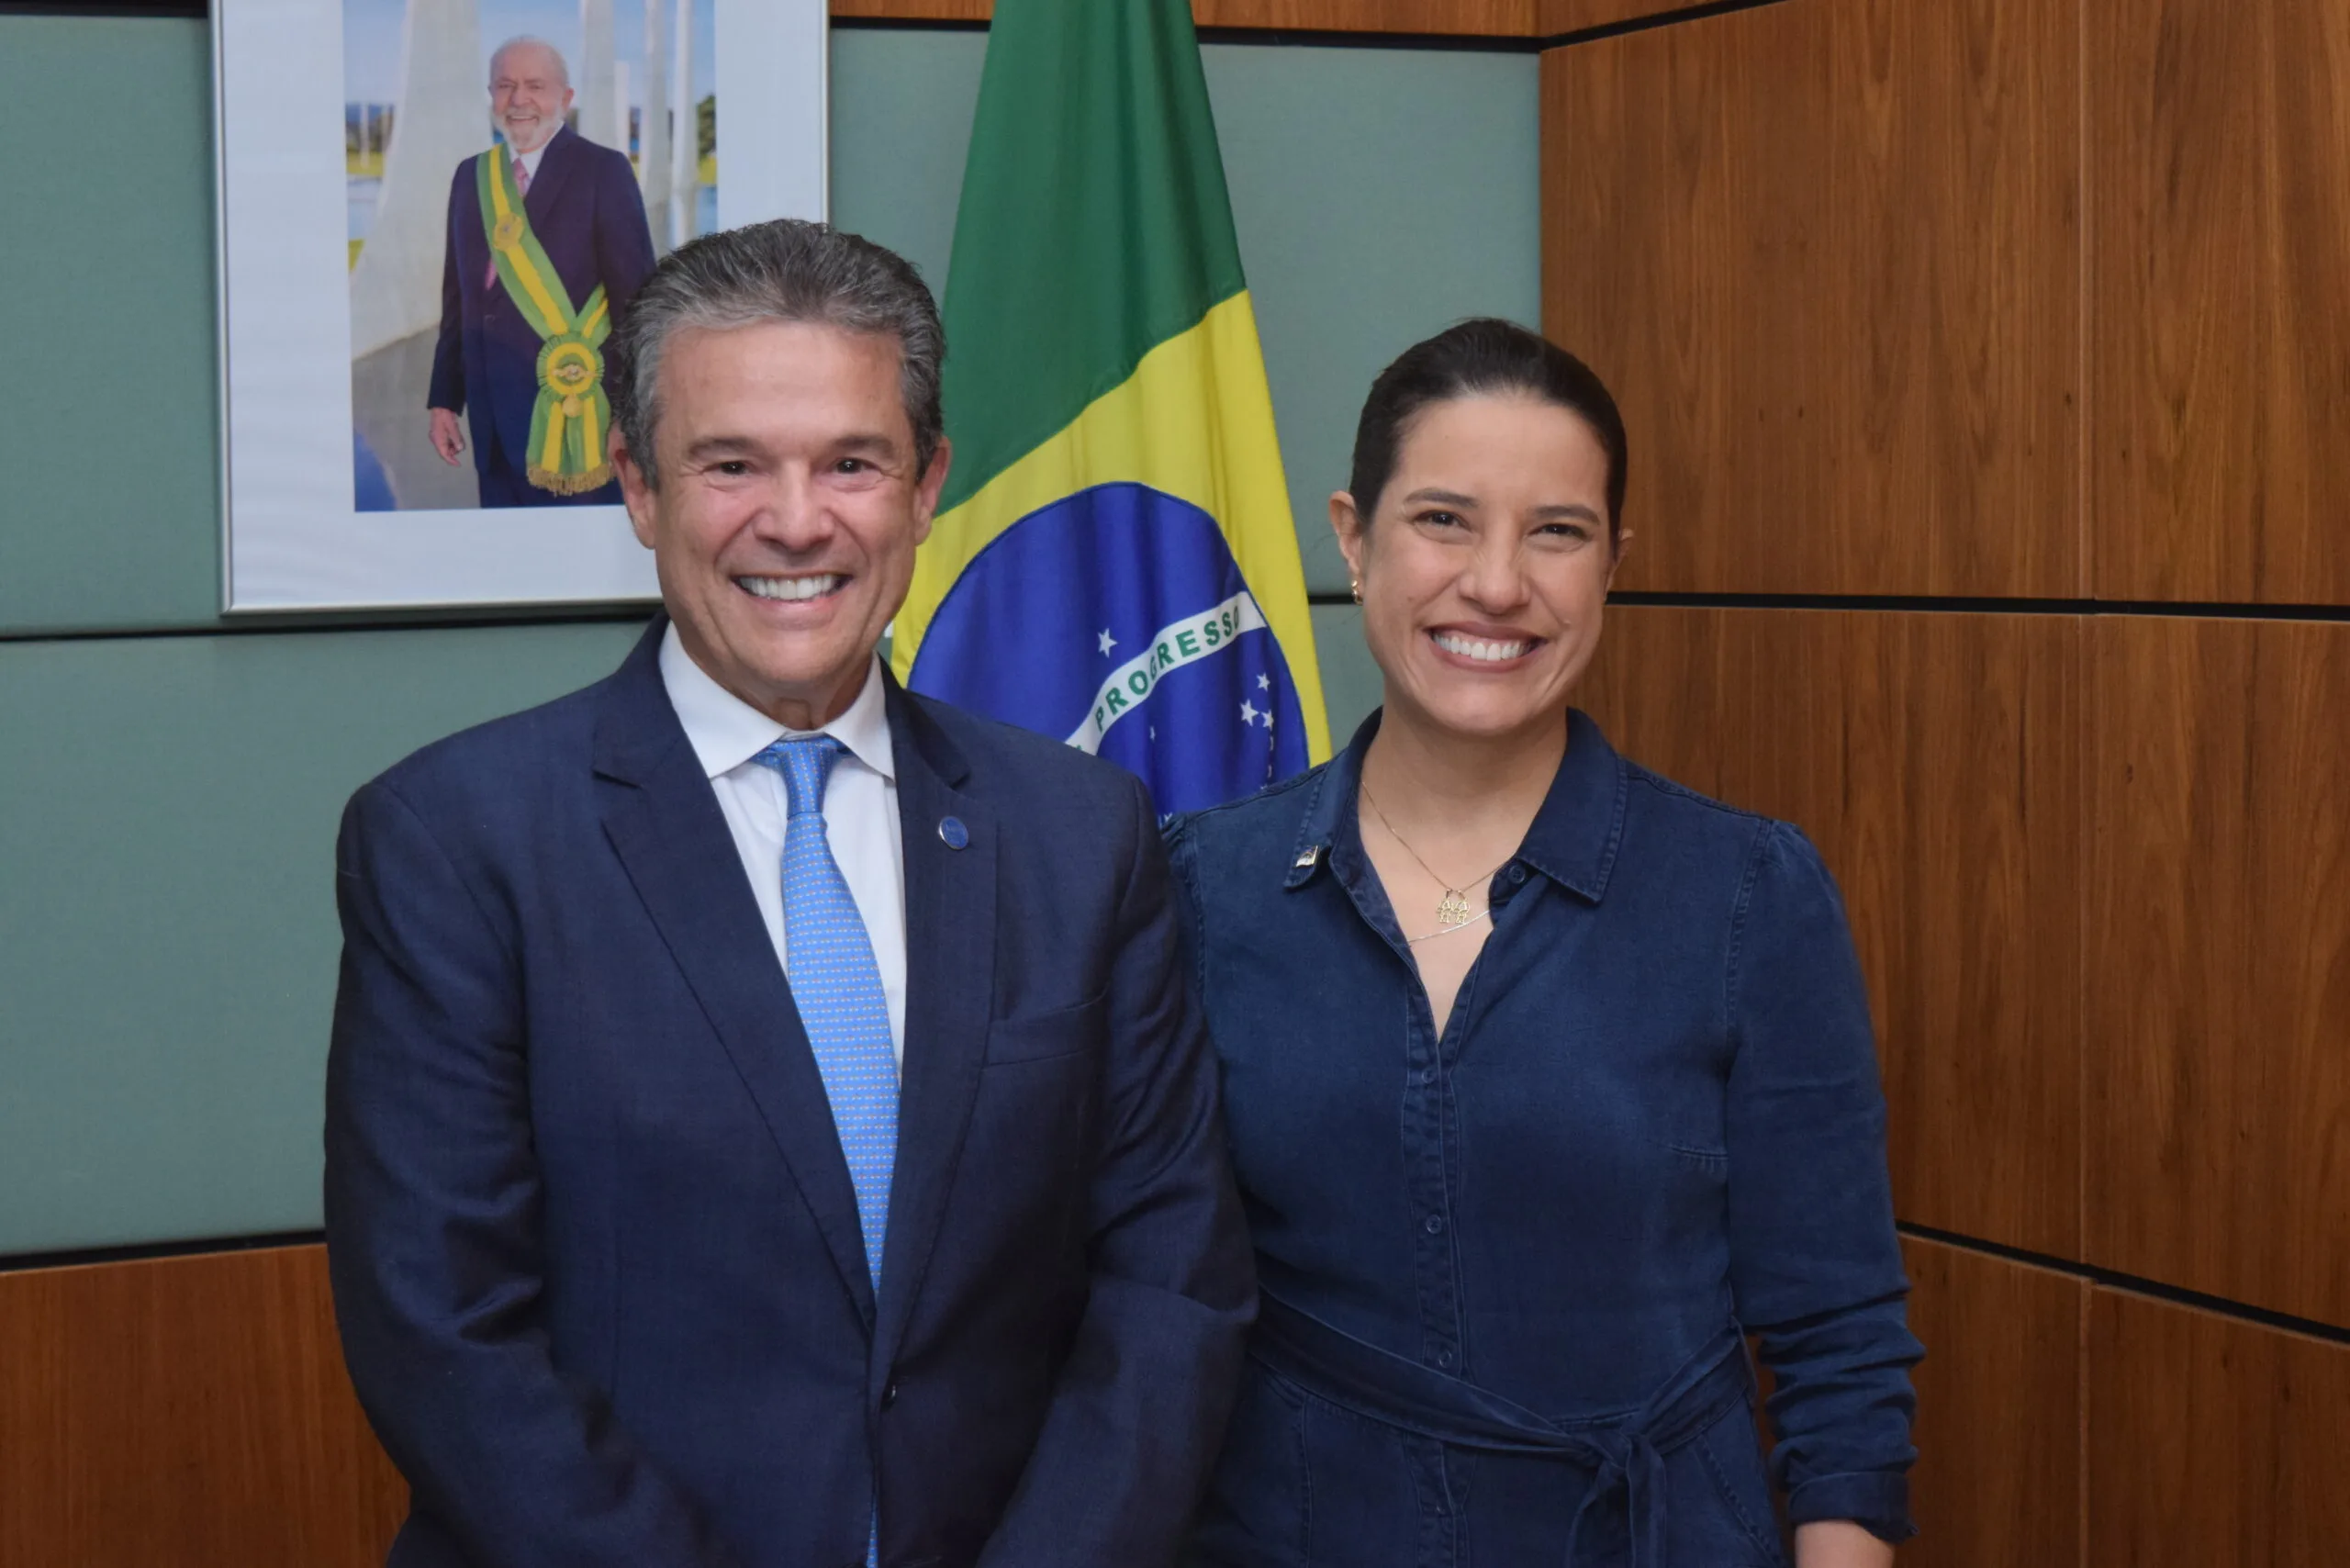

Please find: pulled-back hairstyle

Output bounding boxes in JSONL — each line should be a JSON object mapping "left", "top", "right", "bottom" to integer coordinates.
{"left": 1348, "top": 319, "right": 1627, "bottom": 546}
{"left": 609, "top": 218, "right": 946, "bottom": 487}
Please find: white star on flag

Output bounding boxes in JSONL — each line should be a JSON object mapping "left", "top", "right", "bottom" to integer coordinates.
{"left": 1239, "top": 699, "right": 1259, "bottom": 726}
{"left": 1257, "top": 674, "right": 1270, "bottom": 690}
{"left": 1097, "top": 629, "right": 1117, "bottom": 655}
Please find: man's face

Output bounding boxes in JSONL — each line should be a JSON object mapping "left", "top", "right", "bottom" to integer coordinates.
{"left": 489, "top": 45, "right": 572, "bottom": 155}
{"left": 616, "top": 319, "right": 950, "bottom": 731}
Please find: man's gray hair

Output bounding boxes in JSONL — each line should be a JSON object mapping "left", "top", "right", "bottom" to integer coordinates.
{"left": 610, "top": 219, "right": 946, "bottom": 487}
{"left": 489, "top": 35, "right": 570, "bottom": 88}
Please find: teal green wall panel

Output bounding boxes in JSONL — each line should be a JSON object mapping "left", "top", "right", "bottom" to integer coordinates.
{"left": 1209, "top": 44, "right": 1540, "bottom": 595}
{"left": 1311, "top": 603, "right": 1383, "bottom": 745}
{"left": 827, "top": 28, "right": 990, "bottom": 302}
{"left": 0, "top": 15, "right": 1530, "bottom": 1251}
{"left": 0, "top": 18, "right": 224, "bottom": 634}
{"left": 0, "top": 18, "right": 1535, "bottom": 635}
{"left": 0, "top": 622, "right": 647, "bottom": 1256}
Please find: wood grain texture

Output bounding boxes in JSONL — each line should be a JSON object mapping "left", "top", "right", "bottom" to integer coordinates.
{"left": 1542, "top": 0, "right": 2080, "bottom": 596}
{"left": 2087, "top": 1288, "right": 2350, "bottom": 1567}
{"left": 1899, "top": 1236, "right": 2085, "bottom": 1568}
{"left": 830, "top": 0, "right": 1539, "bottom": 32}
{"left": 0, "top": 1245, "right": 405, "bottom": 1568}
{"left": 2087, "top": 618, "right": 2350, "bottom": 1327}
{"left": 1537, "top": 0, "right": 1695, "bottom": 35}
{"left": 1578, "top": 608, "right": 2084, "bottom": 1256}
{"left": 833, "top": 0, "right": 992, "bottom": 18}
{"left": 2089, "top": 0, "right": 2350, "bottom": 603}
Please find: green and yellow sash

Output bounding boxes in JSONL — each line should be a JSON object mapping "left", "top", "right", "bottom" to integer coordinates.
{"left": 477, "top": 147, "right": 614, "bottom": 495}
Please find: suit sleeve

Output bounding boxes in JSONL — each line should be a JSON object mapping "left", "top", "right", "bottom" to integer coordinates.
{"left": 975, "top": 779, "right": 1257, "bottom": 1568}
{"left": 1723, "top": 822, "right": 1923, "bottom": 1544}
{"left": 324, "top": 778, "right": 747, "bottom": 1568}
{"left": 426, "top": 162, "right": 466, "bottom": 412}
{"left": 594, "top": 149, "right": 659, "bottom": 403}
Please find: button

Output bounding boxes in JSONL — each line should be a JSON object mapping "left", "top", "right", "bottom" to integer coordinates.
{"left": 1424, "top": 1213, "right": 1446, "bottom": 1235}
{"left": 1436, "top": 1349, "right": 1455, "bottom": 1370}
{"left": 1418, "top": 1066, "right": 1438, "bottom": 1085}
{"left": 937, "top": 816, "right": 969, "bottom": 850}
{"left": 880, "top": 1380, "right": 899, "bottom": 1409}
{"left": 1508, "top": 865, "right": 1528, "bottom": 885}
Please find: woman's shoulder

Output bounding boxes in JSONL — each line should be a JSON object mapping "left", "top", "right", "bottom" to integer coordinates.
{"left": 1163, "top": 756, "right": 1335, "bottom": 862}
{"left": 1606, "top": 747, "right": 1830, "bottom": 887}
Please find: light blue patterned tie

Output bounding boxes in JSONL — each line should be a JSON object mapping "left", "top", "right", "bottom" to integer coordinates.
{"left": 757, "top": 736, "right": 899, "bottom": 1291}
{"left": 758, "top": 738, "right": 896, "bottom": 1568}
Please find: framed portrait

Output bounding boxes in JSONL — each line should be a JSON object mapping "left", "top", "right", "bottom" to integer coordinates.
{"left": 214, "top": 0, "right": 826, "bottom": 611}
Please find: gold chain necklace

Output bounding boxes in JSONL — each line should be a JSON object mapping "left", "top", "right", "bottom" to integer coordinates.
{"left": 1359, "top": 780, "right": 1516, "bottom": 936}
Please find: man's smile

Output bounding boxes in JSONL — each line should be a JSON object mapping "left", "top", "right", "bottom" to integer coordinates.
{"left": 735, "top": 573, "right": 848, "bottom": 603}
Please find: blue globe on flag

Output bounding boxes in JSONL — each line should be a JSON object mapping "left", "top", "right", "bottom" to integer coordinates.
{"left": 907, "top": 483, "right": 1311, "bottom": 816}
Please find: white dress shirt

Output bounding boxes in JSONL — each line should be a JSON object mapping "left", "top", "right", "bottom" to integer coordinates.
{"left": 659, "top": 626, "right": 909, "bottom": 1065}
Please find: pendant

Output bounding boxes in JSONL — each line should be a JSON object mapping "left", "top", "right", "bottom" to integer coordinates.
{"left": 1435, "top": 889, "right": 1472, "bottom": 926}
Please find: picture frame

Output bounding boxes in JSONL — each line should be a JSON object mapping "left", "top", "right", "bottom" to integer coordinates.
{"left": 214, "top": 0, "right": 827, "bottom": 611}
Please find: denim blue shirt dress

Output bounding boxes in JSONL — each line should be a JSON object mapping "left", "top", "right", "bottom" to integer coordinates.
{"left": 1167, "top": 710, "right": 1921, "bottom": 1567}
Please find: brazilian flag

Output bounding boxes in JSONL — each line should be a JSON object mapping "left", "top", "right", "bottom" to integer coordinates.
{"left": 891, "top": 0, "right": 1332, "bottom": 813}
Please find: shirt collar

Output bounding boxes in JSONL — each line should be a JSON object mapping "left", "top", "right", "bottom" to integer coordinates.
{"left": 1286, "top": 706, "right": 1627, "bottom": 902}
{"left": 657, "top": 622, "right": 896, "bottom": 784}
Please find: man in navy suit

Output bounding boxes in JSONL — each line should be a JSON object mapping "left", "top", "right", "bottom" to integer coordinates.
{"left": 327, "top": 218, "right": 1254, "bottom": 1567}
{"left": 426, "top": 37, "right": 656, "bottom": 507}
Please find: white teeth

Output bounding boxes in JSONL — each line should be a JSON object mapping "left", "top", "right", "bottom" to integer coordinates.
{"left": 1433, "top": 632, "right": 1531, "bottom": 663}
{"left": 738, "top": 575, "right": 844, "bottom": 602}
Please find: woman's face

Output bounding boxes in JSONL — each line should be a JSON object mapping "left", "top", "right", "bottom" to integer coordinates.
{"left": 1334, "top": 393, "right": 1620, "bottom": 746}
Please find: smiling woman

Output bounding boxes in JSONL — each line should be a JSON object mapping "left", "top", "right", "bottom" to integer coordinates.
{"left": 1169, "top": 319, "right": 1923, "bottom": 1568}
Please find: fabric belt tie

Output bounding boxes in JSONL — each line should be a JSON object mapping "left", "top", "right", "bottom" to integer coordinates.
{"left": 1251, "top": 1292, "right": 1753, "bottom": 1568}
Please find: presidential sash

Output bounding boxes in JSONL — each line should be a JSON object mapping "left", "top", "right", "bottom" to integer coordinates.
{"left": 476, "top": 147, "right": 614, "bottom": 496}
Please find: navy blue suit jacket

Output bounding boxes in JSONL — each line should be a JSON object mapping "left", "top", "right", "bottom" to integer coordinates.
{"left": 325, "top": 621, "right": 1255, "bottom": 1568}
{"left": 426, "top": 126, "right": 655, "bottom": 505}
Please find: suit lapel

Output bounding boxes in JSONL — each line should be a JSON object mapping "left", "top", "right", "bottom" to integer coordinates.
{"left": 872, "top": 683, "right": 998, "bottom": 1377}
{"left": 521, "top": 125, "right": 576, "bottom": 230}
{"left": 592, "top": 623, "right": 878, "bottom": 1325}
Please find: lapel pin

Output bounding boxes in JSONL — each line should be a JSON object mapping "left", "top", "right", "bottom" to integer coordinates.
{"left": 938, "top": 816, "right": 969, "bottom": 850}
{"left": 1293, "top": 845, "right": 1322, "bottom": 869}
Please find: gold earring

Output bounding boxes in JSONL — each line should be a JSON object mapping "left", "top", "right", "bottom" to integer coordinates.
{"left": 1349, "top": 578, "right": 1362, "bottom": 604}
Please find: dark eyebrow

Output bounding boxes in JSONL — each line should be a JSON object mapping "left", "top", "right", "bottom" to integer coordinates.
{"left": 1402, "top": 487, "right": 1603, "bottom": 526}
{"left": 1401, "top": 487, "right": 1477, "bottom": 509}
{"left": 681, "top": 436, "right": 766, "bottom": 464}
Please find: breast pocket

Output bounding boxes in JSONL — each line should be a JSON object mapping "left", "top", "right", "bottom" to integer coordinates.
{"left": 983, "top": 990, "right": 1107, "bottom": 1066}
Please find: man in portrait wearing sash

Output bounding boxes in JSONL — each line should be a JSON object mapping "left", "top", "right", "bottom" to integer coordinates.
{"left": 427, "top": 36, "right": 657, "bottom": 508}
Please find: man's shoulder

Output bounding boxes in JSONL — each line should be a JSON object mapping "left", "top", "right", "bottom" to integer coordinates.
{"left": 362, "top": 665, "right": 618, "bottom": 821}
{"left": 555, "top": 129, "right": 639, "bottom": 185}
{"left": 904, "top": 691, "right": 1147, "bottom": 817}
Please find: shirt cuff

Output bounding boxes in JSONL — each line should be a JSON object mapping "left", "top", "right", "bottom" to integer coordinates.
{"left": 1785, "top": 1470, "right": 1916, "bottom": 1545}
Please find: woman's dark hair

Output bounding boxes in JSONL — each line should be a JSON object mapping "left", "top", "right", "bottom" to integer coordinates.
{"left": 1348, "top": 319, "right": 1628, "bottom": 545}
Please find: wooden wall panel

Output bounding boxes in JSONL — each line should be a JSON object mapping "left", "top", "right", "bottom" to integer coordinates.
{"left": 1537, "top": 0, "right": 1688, "bottom": 35}
{"left": 2087, "top": 618, "right": 2350, "bottom": 1327}
{"left": 1577, "top": 608, "right": 2084, "bottom": 1256}
{"left": 0, "top": 1245, "right": 404, "bottom": 1568}
{"left": 833, "top": 0, "right": 992, "bottom": 18}
{"left": 2087, "top": 1288, "right": 2350, "bottom": 1568}
{"left": 831, "top": 0, "right": 1540, "bottom": 32}
{"left": 2089, "top": 0, "right": 2350, "bottom": 603}
{"left": 1542, "top": 0, "right": 2079, "bottom": 596}
{"left": 1899, "top": 1237, "right": 2085, "bottom": 1568}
